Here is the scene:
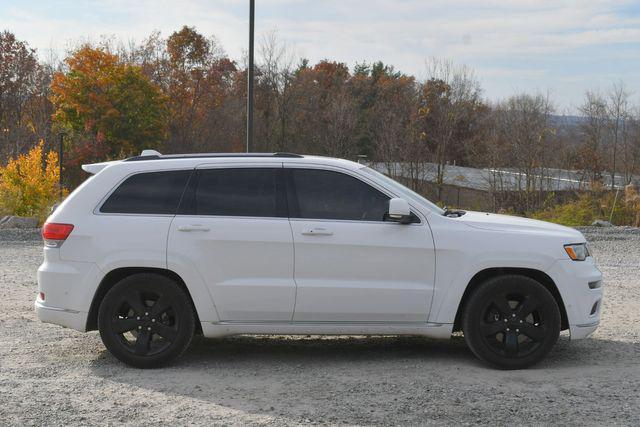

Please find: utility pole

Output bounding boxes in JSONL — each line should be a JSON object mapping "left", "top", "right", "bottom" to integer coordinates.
{"left": 246, "top": 0, "right": 255, "bottom": 153}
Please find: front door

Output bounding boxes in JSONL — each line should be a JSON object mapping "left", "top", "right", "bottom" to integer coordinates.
{"left": 285, "top": 166, "right": 436, "bottom": 323}
{"left": 168, "top": 164, "right": 295, "bottom": 322}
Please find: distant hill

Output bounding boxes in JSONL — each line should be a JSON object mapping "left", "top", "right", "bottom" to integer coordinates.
{"left": 550, "top": 115, "right": 587, "bottom": 128}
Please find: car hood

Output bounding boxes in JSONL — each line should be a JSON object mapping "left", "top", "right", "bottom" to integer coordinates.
{"left": 457, "top": 211, "right": 584, "bottom": 241}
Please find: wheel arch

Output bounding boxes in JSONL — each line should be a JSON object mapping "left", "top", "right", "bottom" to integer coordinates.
{"left": 452, "top": 267, "right": 569, "bottom": 332}
{"left": 86, "top": 267, "right": 202, "bottom": 333}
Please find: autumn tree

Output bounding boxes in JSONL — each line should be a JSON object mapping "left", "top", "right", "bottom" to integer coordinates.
{"left": 164, "top": 26, "right": 212, "bottom": 151}
{"left": 27, "top": 60, "right": 57, "bottom": 153}
{"left": 606, "top": 82, "right": 632, "bottom": 187}
{"left": 0, "top": 140, "right": 63, "bottom": 222}
{"left": 50, "top": 45, "right": 168, "bottom": 170}
{"left": 286, "top": 60, "right": 358, "bottom": 157}
{"left": 138, "top": 26, "right": 245, "bottom": 153}
{"left": 254, "top": 31, "right": 297, "bottom": 152}
{"left": 347, "top": 62, "right": 408, "bottom": 158}
{"left": 0, "top": 31, "right": 50, "bottom": 160}
{"left": 151, "top": 26, "right": 244, "bottom": 153}
{"left": 348, "top": 61, "right": 405, "bottom": 157}
{"left": 4, "top": 24, "right": 640, "bottom": 219}
{"left": 487, "top": 94, "right": 556, "bottom": 212}
{"left": 415, "top": 58, "right": 486, "bottom": 200}
{"left": 627, "top": 113, "right": 640, "bottom": 181}
{"left": 358, "top": 65, "right": 418, "bottom": 181}
{"left": 578, "top": 91, "right": 608, "bottom": 183}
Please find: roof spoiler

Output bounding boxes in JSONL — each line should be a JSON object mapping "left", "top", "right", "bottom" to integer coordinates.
{"left": 81, "top": 161, "right": 118, "bottom": 175}
{"left": 82, "top": 150, "right": 161, "bottom": 174}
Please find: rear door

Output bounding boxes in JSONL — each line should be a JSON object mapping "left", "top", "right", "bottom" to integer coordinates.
{"left": 167, "top": 164, "right": 295, "bottom": 322}
{"left": 285, "top": 166, "right": 436, "bottom": 323}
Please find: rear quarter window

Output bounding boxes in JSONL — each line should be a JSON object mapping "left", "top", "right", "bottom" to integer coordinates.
{"left": 100, "top": 170, "right": 191, "bottom": 214}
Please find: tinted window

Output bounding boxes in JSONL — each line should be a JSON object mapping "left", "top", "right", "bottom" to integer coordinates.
{"left": 100, "top": 170, "right": 190, "bottom": 214}
{"left": 187, "top": 168, "right": 283, "bottom": 217}
{"left": 290, "top": 169, "right": 389, "bottom": 221}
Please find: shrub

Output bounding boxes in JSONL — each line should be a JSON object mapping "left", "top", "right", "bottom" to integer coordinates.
{"left": 532, "top": 188, "right": 635, "bottom": 226}
{"left": 0, "top": 141, "right": 66, "bottom": 223}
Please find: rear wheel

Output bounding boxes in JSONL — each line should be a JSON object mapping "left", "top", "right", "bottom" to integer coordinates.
{"left": 98, "top": 273, "right": 195, "bottom": 368}
{"left": 462, "top": 275, "right": 561, "bottom": 369}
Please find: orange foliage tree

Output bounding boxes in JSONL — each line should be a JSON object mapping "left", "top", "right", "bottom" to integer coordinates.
{"left": 50, "top": 46, "right": 168, "bottom": 165}
{"left": 0, "top": 140, "right": 64, "bottom": 222}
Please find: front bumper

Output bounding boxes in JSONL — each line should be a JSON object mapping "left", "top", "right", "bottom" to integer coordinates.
{"left": 547, "top": 257, "right": 603, "bottom": 340}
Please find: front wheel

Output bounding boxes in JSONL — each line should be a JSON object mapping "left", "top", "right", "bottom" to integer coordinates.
{"left": 462, "top": 275, "right": 561, "bottom": 369}
{"left": 98, "top": 273, "right": 195, "bottom": 368}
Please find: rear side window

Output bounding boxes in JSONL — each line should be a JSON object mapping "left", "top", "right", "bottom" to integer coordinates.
{"left": 100, "top": 170, "right": 191, "bottom": 214}
{"left": 180, "top": 168, "right": 285, "bottom": 217}
{"left": 289, "top": 169, "right": 389, "bottom": 221}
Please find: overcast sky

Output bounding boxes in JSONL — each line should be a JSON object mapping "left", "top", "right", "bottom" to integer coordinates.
{"left": 2, "top": 0, "right": 639, "bottom": 113}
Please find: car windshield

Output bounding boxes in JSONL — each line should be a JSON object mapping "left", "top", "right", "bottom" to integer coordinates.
{"left": 360, "top": 167, "right": 444, "bottom": 215}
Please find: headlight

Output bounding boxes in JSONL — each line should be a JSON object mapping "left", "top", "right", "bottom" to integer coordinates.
{"left": 564, "top": 243, "right": 590, "bottom": 261}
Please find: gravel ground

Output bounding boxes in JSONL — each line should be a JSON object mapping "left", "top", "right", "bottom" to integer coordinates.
{"left": 0, "top": 226, "right": 639, "bottom": 426}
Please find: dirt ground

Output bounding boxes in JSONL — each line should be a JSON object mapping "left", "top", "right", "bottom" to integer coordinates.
{"left": 1, "top": 227, "right": 639, "bottom": 426}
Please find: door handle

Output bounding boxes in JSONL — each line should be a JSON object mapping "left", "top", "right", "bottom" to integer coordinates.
{"left": 178, "top": 224, "right": 210, "bottom": 232}
{"left": 301, "top": 227, "right": 333, "bottom": 236}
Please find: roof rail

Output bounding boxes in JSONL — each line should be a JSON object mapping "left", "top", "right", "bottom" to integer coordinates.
{"left": 273, "top": 152, "right": 302, "bottom": 158}
{"left": 124, "top": 152, "right": 304, "bottom": 162}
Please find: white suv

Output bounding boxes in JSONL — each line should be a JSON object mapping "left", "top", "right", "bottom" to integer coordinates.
{"left": 36, "top": 151, "right": 603, "bottom": 369}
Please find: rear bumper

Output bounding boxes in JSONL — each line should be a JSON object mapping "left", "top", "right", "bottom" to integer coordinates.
{"left": 36, "top": 248, "right": 100, "bottom": 332}
{"left": 547, "top": 257, "right": 603, "bottom": 340}
{"left": 35, "top": 297, "right": 88, "bottom": 331}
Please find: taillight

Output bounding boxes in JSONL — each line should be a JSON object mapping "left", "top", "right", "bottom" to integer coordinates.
{"left": 42, "top": 223, "right": 74, "bottom": 247}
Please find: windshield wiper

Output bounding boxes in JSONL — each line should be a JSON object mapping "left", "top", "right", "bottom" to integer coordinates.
{"left": 442, "top": 206, "right": 466, "bottom": 217}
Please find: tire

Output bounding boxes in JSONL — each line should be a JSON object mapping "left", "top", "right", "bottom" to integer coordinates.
{"left": 462, "top": 274, "right": 561, "bottom": 370}
{"left": 98, "top": 273, "right": 195, "bottom": 368}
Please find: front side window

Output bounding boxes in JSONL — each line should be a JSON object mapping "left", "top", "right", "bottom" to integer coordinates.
{"left": 182, "top": 168, "right": 285, "bottom": 217}
{"left": 100, "top": 170, "right": 191, "bottom": 214}
{"left": 289, "top": 169, "right": 389, "bottom": 221}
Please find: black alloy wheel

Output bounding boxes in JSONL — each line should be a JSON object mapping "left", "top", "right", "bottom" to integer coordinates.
{"left": 98, "top": 273, "right": 195, "bottom": 368}
{"left": 463, "top": 274, "right": 561, "bottom": 369}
